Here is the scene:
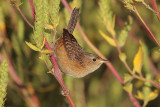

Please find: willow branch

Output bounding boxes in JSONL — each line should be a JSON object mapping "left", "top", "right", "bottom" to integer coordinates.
{"left": 150, "top": 0, "right": 159, "bottom": 12}
{"left": 44, "top": 37, "right": 76, "bottom": 107}
{"left": 130, "top": 0, "right": 160, "bottom": 47}
{"left": 27, "top": 0, "right": 76, "bottom": 106}
{"left": 15, "top": 6, "right": 34, "bottom": 28}
{"left": 29, "top": 0, "right": 35, "bottom": 22}
{"left": 150, "top": 0, "right": 160, "bottom": 21}
{"left": 3, "top": 40, "right": 40, "bottom": 107}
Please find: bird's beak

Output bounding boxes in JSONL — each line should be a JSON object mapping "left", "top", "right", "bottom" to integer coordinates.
{"left": 101, "top": 59, "right": 109, "bottom": 63}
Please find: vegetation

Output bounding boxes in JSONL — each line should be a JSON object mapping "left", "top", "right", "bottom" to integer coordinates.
{"left": 0, "top": 0, "right": 160, "bottom": 107}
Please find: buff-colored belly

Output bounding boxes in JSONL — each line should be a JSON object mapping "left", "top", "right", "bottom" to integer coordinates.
{"left": 54, "top": 38, "right": 86, "bottom": 78}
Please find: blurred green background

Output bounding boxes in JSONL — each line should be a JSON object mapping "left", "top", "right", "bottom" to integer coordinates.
{"left": 0, "top": 0, "right": 160, "bottom": 107}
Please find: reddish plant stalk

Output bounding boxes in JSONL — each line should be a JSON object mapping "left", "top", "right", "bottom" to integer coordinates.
{"left": 106, "top": 63, "right": 124, "bottom": 84}
{"left": 2, "top": 35, "right": 40, "bottom": 107}
{"left": 28, "top": 0, "right": 76, "bottom": 106}
{"left": 45, "top": 40, "right": 76, "bottom": 107}
{"left": 130, "top": 0, "right": 160, "bottom": 47}
{"left": 0, "top": 53, "right": 4, "bottom": 61}
{"left": 150, "top": 0, "right": 160, "bottom": 21}
{"left": 61, "top": 0, "right": 72, "bottom": 13}
{"left": 6, "top": 51, "right": 38, "bottom": 107}
{"left": 29, "top": 0, "right": 35, "bottom": 22}
{"left": 15, "top": 6, "right": 34, "bottom": 28}
{"left": 128, "top": 93, "right": 141, "bottom": 107}
{"left": 1, "top": 17, "right": 40, "bottom": 106}
{"left": 150, "top": 0, "right": 159, "bottom": 12}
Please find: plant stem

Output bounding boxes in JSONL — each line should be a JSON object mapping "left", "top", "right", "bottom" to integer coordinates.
{"left": 61, "top": 0, "right": 72, "bottom": 13}
{"left": 44, "top": 39, "right": 76, "bottom": 107}
{"left": 128, "top": 93, "right": 141, "bottom": 107}
{"left": 1, "top": 8, "right": 40, "bottom": 106}
{"left": 29, "top": 0, "right": 35, "bottom": 22}
{"left": 147, "top": 80, "right": 160, "bottom": 88}
{"left": 112, "top": 26, "right": 160, "bottom": 88}
{"left": 130, "top": 0, "right": 160, "bottom": 47}
{"left": 15, "top": 6, "right": 34, "bottom": 28}
{"left": 150, "top": 0, "right": 160, "bottom": 21}
{"left": 141, "top": 1, "right": 158, "bottom": 14}
{"left": 150, "top": 0, "right": 159, "bottom": 13}
{"left": 15, "top": 0, "right": 76, "bottom": 106}
{"left": 4, "top": 45, "right": 40, "bottom": 107}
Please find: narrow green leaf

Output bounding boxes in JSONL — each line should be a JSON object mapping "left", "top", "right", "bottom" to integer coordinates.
{"left": 25, "top": 41, "right": 40, "bottom": 51}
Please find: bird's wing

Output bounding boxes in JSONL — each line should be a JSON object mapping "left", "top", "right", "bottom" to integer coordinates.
{"left": 63, "top": 29, "right": 84, "bottom": 63}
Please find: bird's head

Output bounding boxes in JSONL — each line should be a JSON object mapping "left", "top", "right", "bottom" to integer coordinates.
{"left": 83, "top": 52, "right": 108, "bottom": 73}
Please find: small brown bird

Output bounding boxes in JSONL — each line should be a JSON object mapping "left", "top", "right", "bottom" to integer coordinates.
{"left": 54, "top": 8, "right": 108, "bottom": 78}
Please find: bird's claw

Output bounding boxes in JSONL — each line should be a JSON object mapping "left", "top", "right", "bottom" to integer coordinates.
{"left": 61, "top": 89, "right": 70, "bottom": 96}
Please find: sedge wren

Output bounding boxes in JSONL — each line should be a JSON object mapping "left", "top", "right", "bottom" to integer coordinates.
{"left": 54, "top": 8, "right": 108, "bottom": 78}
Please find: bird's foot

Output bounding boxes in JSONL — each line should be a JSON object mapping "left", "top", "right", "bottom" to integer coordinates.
{"left": 61, "top": 89, "right": 70, "bottom": 96}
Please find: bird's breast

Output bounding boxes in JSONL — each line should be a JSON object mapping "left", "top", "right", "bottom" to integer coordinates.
{"left": 54, "top": 37, "right": 88, "bottom": 78}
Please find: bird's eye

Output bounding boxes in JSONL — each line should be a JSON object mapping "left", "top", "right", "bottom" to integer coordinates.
{"left": 93, "top": 58, "right": 96, "bottom": 62}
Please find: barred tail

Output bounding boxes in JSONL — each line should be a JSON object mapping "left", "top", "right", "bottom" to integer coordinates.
{"left": 67, "top": 8, "right": 79, "bottom": 34}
